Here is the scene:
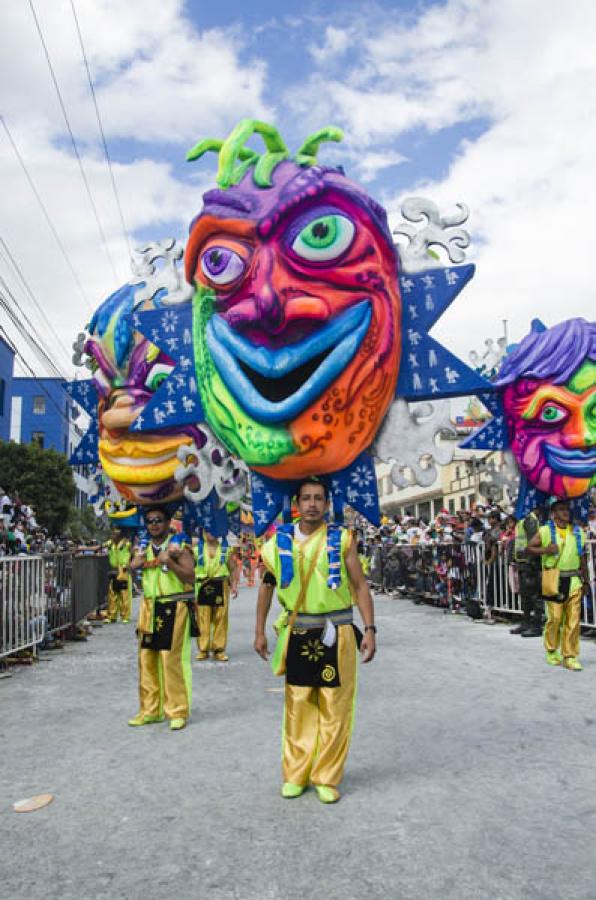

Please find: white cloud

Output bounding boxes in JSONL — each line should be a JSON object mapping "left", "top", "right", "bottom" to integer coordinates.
{"left": 1, "top": 0, "right": 596, "bottom": 387}
{"left": 1, "top": 0, "right": 272, "bottom": 144}
{"left": 353, "top": 149, "right": 408, "bottom": 183}
{"left": 0, "top": 0, "right": 272, "bottom": 377}
{"left": 288, "top": 0, "right": 596, "bottom": 358}
{"left": 309, "top": 26, "right": 353, "bottom": 64}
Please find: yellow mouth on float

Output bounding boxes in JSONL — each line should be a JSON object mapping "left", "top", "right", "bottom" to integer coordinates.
{"left": 99, "top": 436, "right": 193, "bottom": 485}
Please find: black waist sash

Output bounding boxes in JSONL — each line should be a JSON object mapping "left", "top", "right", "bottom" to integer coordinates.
{"left": 140, "top": 598, "right": 198, "bottom": 650}
{"left": 197, "top": 577, "right": 226, "bottom": 607}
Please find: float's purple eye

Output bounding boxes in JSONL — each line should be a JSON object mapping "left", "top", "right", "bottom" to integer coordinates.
{"left": 200, "top": 246, "right": 245, "bottom": 284}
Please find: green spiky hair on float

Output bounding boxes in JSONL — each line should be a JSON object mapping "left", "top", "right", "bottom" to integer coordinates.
{"left": 186, "top": 118, "right": 344, "bottom": 188}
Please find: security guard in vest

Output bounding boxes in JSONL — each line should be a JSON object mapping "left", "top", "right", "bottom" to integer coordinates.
{"left": 128, "top": 507, "right": 196, "bottom": 730}
{"left": 255, "top": 478, "right": 376, "bottom": 804}
{"left": 510, "top": 509, "right": 542, "bottom": 637}
{"left": 528, "top": 498, "right": 590, "bottom": 670}
{"left": 194, "top": 530, "right": 238, "bottom": 661}
{"left": 105, "top": 526, "right": 133, "bottom": 623}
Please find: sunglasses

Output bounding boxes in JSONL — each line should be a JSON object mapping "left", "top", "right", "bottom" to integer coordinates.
{"left": 146, "top": 517, "right": 166, "bottom": 525}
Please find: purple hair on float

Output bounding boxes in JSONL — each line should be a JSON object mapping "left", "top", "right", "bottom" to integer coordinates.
{"left": 495, "top": 317, "right": 596, "bottom": 386}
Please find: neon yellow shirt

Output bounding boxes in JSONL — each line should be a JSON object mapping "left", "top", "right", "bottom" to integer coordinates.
{"left": 261, "top": 524, "right": 354, "bottom": 614}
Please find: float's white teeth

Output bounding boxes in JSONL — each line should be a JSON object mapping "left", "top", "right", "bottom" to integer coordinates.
{"left": 109, "top": 452, "right": 174, "bottom": 466}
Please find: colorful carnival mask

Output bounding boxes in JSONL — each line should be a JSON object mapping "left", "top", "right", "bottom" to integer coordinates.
{"left": 71, "top": 121, "right": 490, "bottom": 533}
{"left": 83, "top": 282, "right": 202, "bottom": 505}
{"left": 184, "top": 123, "right": 401, "bottom": 479}
{"left": 463, "top": 318, "right": 596, "bottom": 514}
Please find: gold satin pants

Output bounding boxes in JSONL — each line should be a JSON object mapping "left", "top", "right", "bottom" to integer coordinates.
{"left": 544, "top": 588, "right": 582, "bottom": 659}
{"left": 107, "top": 578, "right": 132, "bottom": 621}
{"left": 197, "top": 586, "right": 229, "bottom": 653}
{"left": 282, "top": 623, "right": 357, "bottom": 788}
{"left": 137, "top": 601, "right": 192, "bottom": 720}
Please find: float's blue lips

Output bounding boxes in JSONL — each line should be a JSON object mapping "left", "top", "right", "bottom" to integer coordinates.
{"left": 206, "top": 301, "right": 372, "bottom": 424}
{"left": 544, "top": 444, "right": 596, "bottom": 478}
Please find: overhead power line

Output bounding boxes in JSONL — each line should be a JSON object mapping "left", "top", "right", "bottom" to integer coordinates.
{"left": 69, "top": 0, "right": 132, "bottom": 262}
{"left": 0, "top": 293, "right": 72, "bottom": 430}
{"left": 27, "top": 0, "right": 120, "bottom": 283}
{"left": 0, "top": 115, "right": 92, "bottom": 314}
{"left": 0, "top": 236, "right": 71, "bottom": 364}
{"left": 0, "top": 274, "right": 66, "bottom": 380}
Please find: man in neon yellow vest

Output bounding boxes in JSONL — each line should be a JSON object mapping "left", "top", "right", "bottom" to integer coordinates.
{"left": 255, "top": 479, "right": 376, "bottom": 804}
{"left": 128, "top": 507, "right": 196, "bottom": 730}
{"left": 194, "top": 530, "right": 238, "bottom": 661}
{"left": 105, "top": 527, "right": 133, "bottom": 623}
{"left": 528, "top": 499, "right": 590, "bottom": 670}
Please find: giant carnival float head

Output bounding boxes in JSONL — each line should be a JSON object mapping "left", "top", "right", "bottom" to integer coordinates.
{"left": 461, "top": 317, "right": 595, "bottom": 517}
{"left": 69, "top": 119, "right": 497, "bottom": 535}
{"left": 183, "top": 122, "right": 401, "bottom": 479}
{"left": 83, "top": 281, "right": 193, "bottom": 506}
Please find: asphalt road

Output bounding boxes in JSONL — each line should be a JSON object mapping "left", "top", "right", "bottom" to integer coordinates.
{"left": 2, "top": 587, "right": 596, "bottom": 900}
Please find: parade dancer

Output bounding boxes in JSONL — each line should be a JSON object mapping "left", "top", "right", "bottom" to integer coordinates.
{"left": 254, "top": 479, "right": 376, "bottom": 804}
{"left": 128, "top": 507, "right": 196, "bottom": 730}
{"left": 528, "top": 499, "right": 589, "bottom": 670}
{"left": 194, "top": 531, "right": 238, "bottom": 662}
{"left": 105, "top": 526, "right": 133, "bottom": 623}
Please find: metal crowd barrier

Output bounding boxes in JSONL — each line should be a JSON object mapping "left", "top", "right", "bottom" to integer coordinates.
{"left": 0, "top": 552, "right": 110, "bottom": 661}
{"left": 371, "top": 537, "right": 596, "bottom": 629}
{"left": 0, "top": 556, "right": 45, "bottom": 660}
{"left": 45, "top": 553, "right": 73, "bottom": 640}
{"left": 485, "top": 538, "right": 596, "bottom": 628}
{"left": 72, "top": 554, "right": 109, "bottom": 624}
{"left": 369, "top": 540, "right": 485, "bottom": 611}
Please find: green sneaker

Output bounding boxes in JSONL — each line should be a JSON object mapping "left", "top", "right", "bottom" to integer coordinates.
{"left": 128, "top": 714, "right": 164, "bottom": 726}
{"left": 564, "top": 657, "right": 583, "bottom": 671}
{"left": 169, "top": 718, "right": 187, "bottom": 731}
{"left": 281, "top": 782, "right": 305, "bottom": 799}
{"left": 314, "top": 785, "right": 340, "bottom": 804}
{"left": 545, "top": 650, "right": 562, "bottom": 666}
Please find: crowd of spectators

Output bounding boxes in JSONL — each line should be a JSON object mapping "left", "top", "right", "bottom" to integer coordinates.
{"left": 0, "top": 487, "right": 80, "bottom": 556}
{"left": 355, "top": 504, "right": 596, "bottom": 622}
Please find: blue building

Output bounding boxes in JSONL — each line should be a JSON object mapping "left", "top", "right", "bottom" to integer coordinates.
{"left": 11, "top": 377, "right": 70, "bottom": 454}
{"left": 0, "top": 332, "right": 15, "bottom": 442}
{"left": 0, "top": 343, "right": 92, "bottom": 508}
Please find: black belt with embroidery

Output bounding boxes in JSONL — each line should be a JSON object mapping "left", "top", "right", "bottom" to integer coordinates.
{"left": 197, "top": 577, "right": 226, "bottom": 607}
{"left": 141, "top": 598, "right": 198, "bottom": 650}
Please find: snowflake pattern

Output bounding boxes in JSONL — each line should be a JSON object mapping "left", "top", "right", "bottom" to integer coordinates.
{"left": 350, "top": 465, "right": 375, "bottom": 489}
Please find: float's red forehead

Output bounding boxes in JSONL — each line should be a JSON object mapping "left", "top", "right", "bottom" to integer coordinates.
{"left": 185, "top": 160, "right": 396, "bottom": 285}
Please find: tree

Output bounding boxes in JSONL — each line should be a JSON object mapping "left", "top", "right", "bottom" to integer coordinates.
{"left": 67, "top": 505, "right": 108, "bottom": 542}
{"left": 0, "top": 440, "right": 75, "bottom": 534}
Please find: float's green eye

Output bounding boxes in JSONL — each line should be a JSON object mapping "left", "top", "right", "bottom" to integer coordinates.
{"left": 292, "top": 214, "right": 355, "bottom": 261}
{"left": 145, "top": 363, "right": 173, "bottom": 392}
{"left": 539, "top": 404, "right": 566, "bottom": 424}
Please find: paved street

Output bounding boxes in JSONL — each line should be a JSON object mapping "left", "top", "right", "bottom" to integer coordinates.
{"left": 2, "top": 588, "right": 596, "bottom": 900}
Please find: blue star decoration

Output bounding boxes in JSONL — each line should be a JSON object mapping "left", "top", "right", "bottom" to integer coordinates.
{"left": 397, "top": 265, "right": 490, "bottom": 402}
{"left": 248, "top": 452, "right": 380, "bottom": 536}
{"left": 182, "top": 491, "right": 229, "bottom": 538}
{"left": 68, "top": 261, "right": 496, "bottom": 535}
{"left": 66, "top": 379, "right": 100, "bottom": 465}
{"left": 128, "top": 306, "right": 203, "bottom": 431}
